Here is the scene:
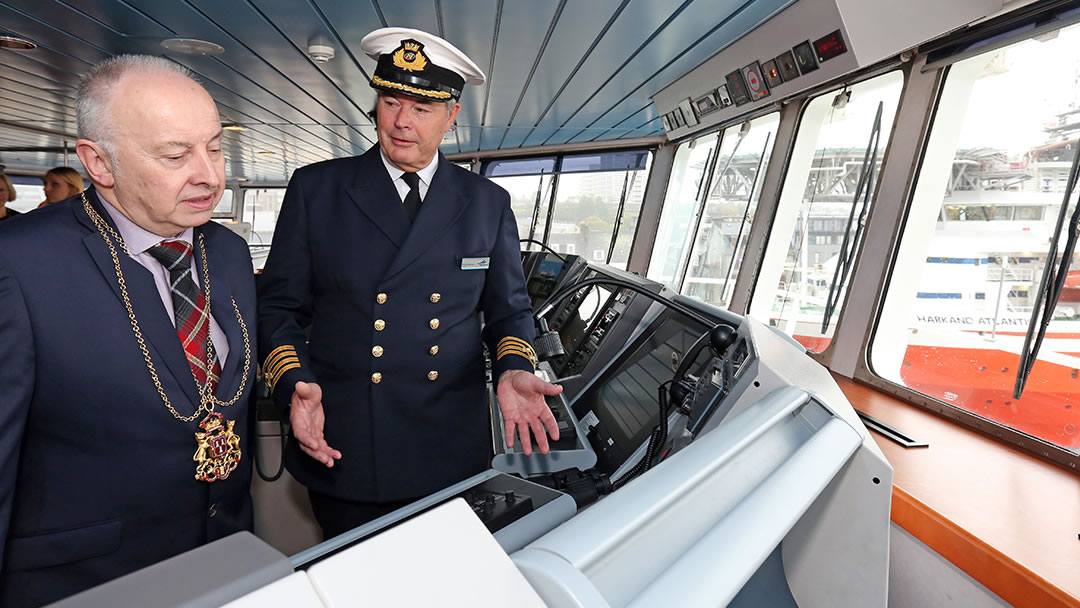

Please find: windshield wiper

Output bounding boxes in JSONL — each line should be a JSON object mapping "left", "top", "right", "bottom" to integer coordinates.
{"left": 1013, "top": 141, "right": 1080, "bottom": 398}
{"left": 821, "top": 101, "right": 883, "bottom": 333}
{"left": 720, "top": 132, "right": 772, "bottom": 300}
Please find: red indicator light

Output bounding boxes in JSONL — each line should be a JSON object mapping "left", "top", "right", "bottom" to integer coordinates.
{"left": 813, "top": 30, "right": 847, "bottom": 62}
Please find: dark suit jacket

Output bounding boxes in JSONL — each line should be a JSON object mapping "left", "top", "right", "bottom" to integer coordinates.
{"left": 0, "top": 188, "right": 256, "bottom": 607}
{"left": 257, "top": 147, "right": 535, "bottom": 502}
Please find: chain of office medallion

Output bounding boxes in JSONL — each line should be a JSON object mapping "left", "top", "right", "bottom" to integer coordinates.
{"left": 81, "top": 192, "right": 251, "bottom": 422}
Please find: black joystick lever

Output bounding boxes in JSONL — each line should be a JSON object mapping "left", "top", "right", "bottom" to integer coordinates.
{"left": 534, "top": 318, "right": 565, "bottom": 360}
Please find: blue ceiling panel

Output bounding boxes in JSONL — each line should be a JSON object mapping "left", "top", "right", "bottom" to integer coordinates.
{"left": 496, "top": 0, "right": 625, "bottom": 150}
{"left": 0, "top": 0, "right": 792, "bottom": 182}
{"left": 568, "top": 0, "right": 793, "bottom": 141}
{"left": 479, "top": 0, "right": 561, "bottom": 150}
{"left": 441, "top": 0, "right": 499, "bottom": 155}
{"left": 544, "top": 0, "right": 785, "bottom": 145}
{"left": 523, "top": 0, "right": 692, "bottom": 134}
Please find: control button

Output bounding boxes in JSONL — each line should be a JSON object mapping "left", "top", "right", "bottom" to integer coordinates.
{"left": 430, "top": 293, "right": 441, "bottom": 303}
{"left": 208, "top": 503, "right": 217, "bottom": 518}
{"left": 427, "top": 371, "right": 439, "bottom": 381}
{"left": 429, "top": 345, "right": 439, "bottom": 356}
{"left": 371, "top": 372, "right": 382, "bottom": 384}
{"left": 374, "top": 319, "right": 386, "bottom": 331}
{"left": 372, "top": 345, "right": 384, "bottom": 357}
{"left": 429, "top": 318, "right": 440, "bottom": 330}
{"left": 376, "top": 293, "right": 388, "bottom": 304}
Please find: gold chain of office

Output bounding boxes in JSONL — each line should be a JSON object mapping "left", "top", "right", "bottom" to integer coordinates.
{"left": 80, "top": 192, "right": 251, "bottom": 422}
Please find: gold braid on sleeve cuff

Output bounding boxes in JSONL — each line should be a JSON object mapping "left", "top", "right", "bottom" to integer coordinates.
{"left": 496, "top": 337, "right": 538, "bottom": 368}
{"left": 263, "top": 344, "right": 301, "bottom": 394}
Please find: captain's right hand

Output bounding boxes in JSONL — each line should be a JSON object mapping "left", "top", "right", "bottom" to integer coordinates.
{"left": 290, "top": 381, "right": 342, "bottom": 467}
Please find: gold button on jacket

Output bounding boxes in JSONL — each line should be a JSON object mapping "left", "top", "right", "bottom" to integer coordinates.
{"left": 374, "top": 319, "right": 386, "bottom": 331}
{"left": 376, "top": 293, "right": 388, "bottom": 304}
{"left": 429, "top": 293, "right": 441, "bottom": 303}
{"left": 427, "top": 371, "right": 439, "bottom": 381}
{"left": 429, "top": 318, "right": 440, "bottom": 330}
{"left": 429, "top": 345, "right": 439, "bottom": 355}
{"left": 371, "top": 372, "right": 382, "bottom": 384}
{"left": 372, "top": 345, "right": 384, "bottom": 357}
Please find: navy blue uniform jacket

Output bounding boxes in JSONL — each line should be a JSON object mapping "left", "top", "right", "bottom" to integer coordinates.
{"left": 0, "top": 189, "right": 256, "bottom": 607}
{"left": 257, "top": 147, "right": 536, "bottom": 503}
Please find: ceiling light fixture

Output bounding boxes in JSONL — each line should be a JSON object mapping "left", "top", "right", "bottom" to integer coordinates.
{"left": 223, "top": 123, "right": 246, "bottom": 131}
{"left": 0, "top": 35, "right": 36, "bottom": 50}
{"left": 257, "top": 151, "right": 275, "bottom": 156}
{"left": 161, "top": 38, "right": 224, "bottom": 56}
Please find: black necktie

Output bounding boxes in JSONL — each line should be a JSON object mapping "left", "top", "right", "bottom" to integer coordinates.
{"left": 401, "top": 172, "right": 421, "bottom": 223}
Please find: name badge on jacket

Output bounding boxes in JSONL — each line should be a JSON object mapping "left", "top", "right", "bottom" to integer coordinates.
{"left": 461, "top": 257, "right": 490, "bottom": 270}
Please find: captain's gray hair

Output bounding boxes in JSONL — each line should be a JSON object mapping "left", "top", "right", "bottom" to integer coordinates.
{"left": 76, "top": 55, "right": 200, "bottom": 162}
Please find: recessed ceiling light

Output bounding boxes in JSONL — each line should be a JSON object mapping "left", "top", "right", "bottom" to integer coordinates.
{"left": 257, "top": 151, "right": 275, "bottom": 156}
{"left": 236, "top": 177, "right": 248, "bottom": 182}
{"left": 160, "top": 38, "right": 224, "bottom": 56}
{"left": 223, "top": 123, "right": 246, "bottom": 131}
{"left": 0, "top": 35, "right": 36, "bottom": 50}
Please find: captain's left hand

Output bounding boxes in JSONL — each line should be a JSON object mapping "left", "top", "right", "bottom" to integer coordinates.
{"left": 496, "top": 369, "right": 563, "bottom": 456}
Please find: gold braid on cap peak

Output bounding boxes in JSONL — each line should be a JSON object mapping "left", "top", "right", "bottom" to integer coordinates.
{"left": 263, "top": 344, "right": 300, "bottom": 393}
{"left": 371, "top": 75, "right": 453, "bottom": 100}
{"left": 496, "top": 337, "right": 537, "bottom": 368}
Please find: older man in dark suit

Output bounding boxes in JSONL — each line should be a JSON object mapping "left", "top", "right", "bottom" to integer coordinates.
{"left": 0, "top": 55, "right": 256, "bottom": 606}
{"left": 257, "top": 27, "right": 562, "bottom": 539}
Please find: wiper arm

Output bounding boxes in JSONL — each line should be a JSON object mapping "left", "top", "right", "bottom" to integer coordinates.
{"left": 720, "top": 132, "right": 772, "bottom": 300}
{"left": 821, "top": 101, "right": 883, "bottom": 333}
{"left": 1013, "top": 142, "right": 1080, "bottom": 398}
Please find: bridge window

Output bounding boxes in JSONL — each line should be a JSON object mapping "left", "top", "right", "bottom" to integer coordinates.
{"left": 680, "top": 113, "right": 780, "bottom": 307}
{"left": 647, "top": 132, "right": 720, "bottom": 287}
{"left": 750, "top": 71, "right": 904, "bottom": 353}
{"left": 241, "top": 188, "right": 286, "bottom": 271}
{"left": 871, "top": 22, "right": 1080, "bottom": 453}
{"left": 483, "top": 150, "right": 651, "bottom": 270}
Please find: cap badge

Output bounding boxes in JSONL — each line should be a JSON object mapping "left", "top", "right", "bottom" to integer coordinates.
{"left": 393, "top": 40, "right": 428, "bottom": 72}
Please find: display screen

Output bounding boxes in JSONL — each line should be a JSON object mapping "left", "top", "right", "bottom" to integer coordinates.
{"left": 557, "top": 284, "right": 613, "bottom": 353}
{"left": 792, "top": 40, "right": 818, "bottom": 74}
{"left": 724, "top": 69, "right": 751, "bottom": 106}
{"left": 741, "top": 61, "right": 769, "bottom": 101}
{"left": 574, "top": 315, "right": 711, "bottom": 476}
{"left": 716, "top": 84, "right": 732, "bottom": 107}
{"left": 761, "top": 59, "right": 783, "bottom": 89}
{"left": 775, "top": 50, "right": 799, "bottom": 81}
{"left": 813, "top": 30, "right": 847, "bottom": 62}
{"left": 693, "top": 93, "right": 719, "bottom": 117}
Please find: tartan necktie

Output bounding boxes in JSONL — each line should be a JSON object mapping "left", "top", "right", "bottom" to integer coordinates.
{"left": 147, "top": 241, "right": 221, "bottom": 394}
{"left": 401, "top": 172, "right": 422, "bottom": 223}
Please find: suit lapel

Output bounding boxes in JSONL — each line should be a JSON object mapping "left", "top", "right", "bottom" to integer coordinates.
{"left": 346, "top": 147, "right": 410, "bottom": 248}
{"left": 77, "top": 187, "right": 203, "bottom": 407}
{"left": 384, "top": 155, "right": 472, "bottom": 280}
{"left": 199, "top": 227, "right": 246, "bottom": 401}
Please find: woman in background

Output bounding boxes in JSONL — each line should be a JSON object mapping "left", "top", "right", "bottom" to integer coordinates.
{"left": 0, "top": 174, "right": 19, "bottom": 222}
{"left": 38, "top": 167, "right": 84, "bottom": 207}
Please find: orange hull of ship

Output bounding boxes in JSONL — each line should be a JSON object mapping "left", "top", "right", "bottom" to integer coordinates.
{"left": 793, "top": 336, "right": 1080, "bottom": 449}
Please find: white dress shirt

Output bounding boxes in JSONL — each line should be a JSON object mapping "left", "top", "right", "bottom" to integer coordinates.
{"left": 100, "top": 194, "right": 229, "bottom": 366}
{"left": 380, "top": 149, "right": 438, "bottom": 203}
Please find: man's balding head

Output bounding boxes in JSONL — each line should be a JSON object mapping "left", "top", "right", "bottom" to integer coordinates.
{"left": 75, "top": 55, "right": 225, "bottom": 237}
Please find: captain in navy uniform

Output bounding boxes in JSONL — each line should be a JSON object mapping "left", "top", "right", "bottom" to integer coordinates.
{"left": 257, "top": 27, "right": 563, "bottom": 538}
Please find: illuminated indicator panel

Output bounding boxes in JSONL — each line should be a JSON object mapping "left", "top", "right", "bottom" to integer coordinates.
{"left": 741, "top": 61, "right": 769, "bottom": 101}
{"left": 724, "top": 69, "right": 751, "bottom": 106}
{"left": 814, "top": 30, "right": 847, "bottom": 62}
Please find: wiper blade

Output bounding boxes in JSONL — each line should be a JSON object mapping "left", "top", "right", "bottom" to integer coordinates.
{"left": 821, "top": 101, "right": 883, "bottom": 333}
{"left": 720, "top": 132, "right": 772, "bottom": 300}
{"left": 1013, "top": 141, "right": 1080, "bottom": 398}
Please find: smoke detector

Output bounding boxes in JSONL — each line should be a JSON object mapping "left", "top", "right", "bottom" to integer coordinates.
{"left": 308, "top": 42, "right": 335, "bottom": 63}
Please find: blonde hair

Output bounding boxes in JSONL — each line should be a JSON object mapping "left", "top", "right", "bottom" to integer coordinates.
{"left": 0, "top": 174, "right": 14, "bottom": 201}
{"left": 45, "top": 167, "right": 85, "bottom": 195}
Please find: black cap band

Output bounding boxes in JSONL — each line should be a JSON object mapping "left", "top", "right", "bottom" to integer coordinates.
{"left": 371, "top": 41, "right": 465, "bottom": 100}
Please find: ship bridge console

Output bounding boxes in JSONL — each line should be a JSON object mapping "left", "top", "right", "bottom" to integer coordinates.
{"left": 56, "top": 255, "right": 893, "bottom": 608}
